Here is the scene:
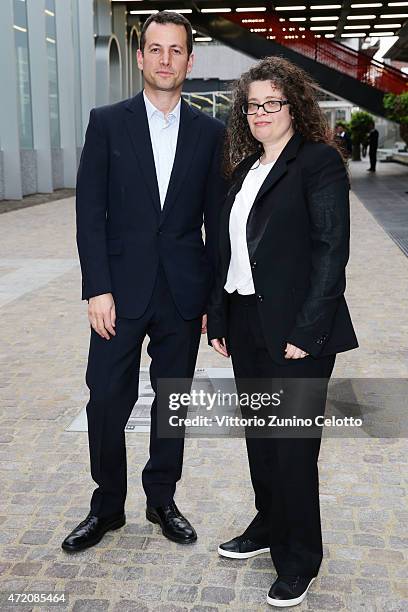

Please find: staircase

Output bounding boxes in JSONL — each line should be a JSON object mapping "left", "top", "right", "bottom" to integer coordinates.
{"left": 191, "top": 10, "right": 408, "bottom": 118}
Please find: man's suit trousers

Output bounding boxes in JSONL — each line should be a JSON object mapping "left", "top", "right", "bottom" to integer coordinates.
{"left": 85, "top": 265, "right": 202, "bottom": 517}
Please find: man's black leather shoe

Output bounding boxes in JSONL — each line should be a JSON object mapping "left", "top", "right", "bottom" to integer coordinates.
{"left": 218, "top": 535, "right": 269, "bottom": 559}
{"left": 146, "top": 500, "right": 197, "bottom": 544}
{"left": 61, "top": 512, "right": 126, "bottom": 552}
{"left": 267, "top": 575, "right": 316, "bottom": 607}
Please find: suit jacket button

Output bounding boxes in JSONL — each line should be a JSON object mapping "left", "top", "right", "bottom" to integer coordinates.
{"left": 251, "top": 261, "right": 257, "bottom": 269}
{"left": 157, "top": 230, "right": 162, "bottom": 236}
{"left": 257, "top": 294, "right": 264, "bottom": 302}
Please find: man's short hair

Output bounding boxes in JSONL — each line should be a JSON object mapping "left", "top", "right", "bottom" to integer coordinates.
{"left": 140, "top": 11, "right": 193, "bottom": 56}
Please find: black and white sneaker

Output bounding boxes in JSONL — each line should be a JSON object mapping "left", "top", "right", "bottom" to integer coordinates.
{"left": 218, "top": 535, "right": 269, "bottom": 559}
{"left": 267, "top": 575, "right": 316, "bottom": 607}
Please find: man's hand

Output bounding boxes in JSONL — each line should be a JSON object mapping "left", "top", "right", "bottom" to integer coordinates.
{"left": 88, "top": 293, "right": 116, "bottom": 340}
{"left": 211, "top": 338, "right": 229, "bottom": 358}
{"left": 284, "top": 343, "right": 309, "bottom": 359}
{"left": 201, "top": 314, "right": 207, "bottom": 334}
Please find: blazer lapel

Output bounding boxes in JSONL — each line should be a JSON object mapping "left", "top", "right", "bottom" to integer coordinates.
{"left": 124, "top": 92, "right": 161, "bottom": 214}
{"left": 230, "top": 154, "right": 258, "bottom": 193}
{"left": 247, "top": 132, "right": 304, "bottom": 261}
{"left": 161, "top": 98, "right": 201, "bottom": 221}
{"left": 223, "top": 152, "right": 259, "bottom": 222}
{"left": 219, "top": 153, "right": 258, "bottom": 283}
{"left": 253, "top": 132, "right": 304, "bottom": 206}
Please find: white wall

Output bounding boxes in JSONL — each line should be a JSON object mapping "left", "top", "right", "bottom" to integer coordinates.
{"left": 189, "top": 44, "right": 256, "bottom": 81}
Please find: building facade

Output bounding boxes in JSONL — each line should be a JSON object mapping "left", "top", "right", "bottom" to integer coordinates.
{"left": 0, "top": 1, "right": 398, "bottom": 202}
{"left": 0, "top": 0, "right": 142, "bottom": 201}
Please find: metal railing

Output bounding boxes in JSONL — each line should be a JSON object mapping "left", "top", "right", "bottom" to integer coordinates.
{"left": 226, "top": 11, "right": 408, "bottom": 95}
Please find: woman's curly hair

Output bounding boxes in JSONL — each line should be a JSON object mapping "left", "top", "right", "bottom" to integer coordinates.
{"left": 224, "top": 55, "right": 344, "bottom": 177}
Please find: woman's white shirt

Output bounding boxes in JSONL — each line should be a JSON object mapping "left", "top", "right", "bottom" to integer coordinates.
{"left": 224, "top": 158, "right": 276, "bottom": 295}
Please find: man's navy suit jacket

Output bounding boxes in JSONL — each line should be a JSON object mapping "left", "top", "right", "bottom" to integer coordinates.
{"left": 76, "top": 92, "right": 227, "bottom": 320}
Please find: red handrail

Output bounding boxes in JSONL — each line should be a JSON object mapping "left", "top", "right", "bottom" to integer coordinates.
{"left": 225, "top": 11, "right": 408, "bottom": 94}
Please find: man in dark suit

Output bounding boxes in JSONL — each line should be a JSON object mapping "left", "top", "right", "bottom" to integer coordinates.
{"left": 367, "top": 121, "right": 379, "bottom": 172}
{"left": 62, "top": 11, "right": 226, "bottom": 552}
{"left": 334, "top": 124, "right": 352, "bottom": 159}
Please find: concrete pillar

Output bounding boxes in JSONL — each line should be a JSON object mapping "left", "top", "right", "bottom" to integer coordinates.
{"left": 72, "top": 0, "right": 95, "bottom": 146}
{"left": 112, "top": 2, "right": 128, "bottom": 99}
{"left": 55, "top": 0, "right": 77, "bottom": 185}
{"left": 0, "top": 0, "right": 23, "bottom": 199}
{"left": 128, "top": 16, "right": 143, "bottom": 96}
{"left": 26, "top": 0, "right": 53, "bottom": 193}
{"left": 95, "top": 0, "right": 111, "bottom": 37}
{"left": 94, "top": 0, "right": 122, "bottom": 106}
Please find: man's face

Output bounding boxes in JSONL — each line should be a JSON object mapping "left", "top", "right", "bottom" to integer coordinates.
{"left": 137, "top": 22, "right": 193, "bottom": 92}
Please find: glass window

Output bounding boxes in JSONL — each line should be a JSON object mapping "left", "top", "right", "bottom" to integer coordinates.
{"left": 13, "top": 0, "right": 33, "bottom": 149}
{"left": 45, "top": 0, "right": 60, "bottom": 148}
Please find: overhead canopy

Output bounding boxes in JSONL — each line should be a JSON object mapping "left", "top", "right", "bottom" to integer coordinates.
{"left": 384, "top": 20, "right": 408, "bottom": 59}
{"left": 117, "top": 0, "right": 408, "bottom": 45}
{"left": 116, "top": 0, "right": 408, "bottom": 115}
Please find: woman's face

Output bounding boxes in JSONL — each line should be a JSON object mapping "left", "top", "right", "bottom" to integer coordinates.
{"left": 246, "top": 80, "right": 293, "bottom": 145}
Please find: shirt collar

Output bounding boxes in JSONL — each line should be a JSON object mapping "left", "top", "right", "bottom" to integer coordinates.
{"left": 143, "top": 90, "right": 181, "bottom": 124}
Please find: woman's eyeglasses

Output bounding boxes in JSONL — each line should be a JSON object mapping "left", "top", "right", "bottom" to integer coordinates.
{"left": 242, "top": 100, "right": 289, "bottom": 115}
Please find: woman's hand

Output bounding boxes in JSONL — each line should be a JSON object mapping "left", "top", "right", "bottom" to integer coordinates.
{"left": 211, "top": 338, "right": 229, "bottom": 358}
{"left": 284, "top": 343, "right": 309, "bottom": 359}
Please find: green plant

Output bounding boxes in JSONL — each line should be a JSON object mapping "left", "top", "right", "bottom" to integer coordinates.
{"left": 383, "top": 92, "right": 408, "bottom": 145}
{"left": 335, "top": 120, "right": 350, "bottom": 131}
{"left": 349, "top": 111, "right": 374, "bottom": 160}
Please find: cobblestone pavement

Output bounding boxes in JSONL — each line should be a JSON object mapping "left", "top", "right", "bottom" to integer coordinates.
{"left": 0, "top": 162, "right": 407, "bottom": 611}
{"left": 350, "top": 159, "right": 408, "bottom": 258}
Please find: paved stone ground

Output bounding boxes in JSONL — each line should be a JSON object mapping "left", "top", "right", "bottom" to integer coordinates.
{"left": 0, "top": 190, "right": 75, "bottom": 215}
{"left": 350, "top": 158, "right": 408, "bottom": 258}
{"left": 0, "top": 158, "right": 407, "bottom": 611}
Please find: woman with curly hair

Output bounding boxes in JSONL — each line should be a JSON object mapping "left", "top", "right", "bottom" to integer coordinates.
{"left": 207, "top": 56, "right": 358, "bottom": 607}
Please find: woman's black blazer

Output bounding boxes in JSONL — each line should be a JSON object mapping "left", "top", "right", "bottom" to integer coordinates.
{"left": 207, "top": 131, "right": 358, "bottom": 365}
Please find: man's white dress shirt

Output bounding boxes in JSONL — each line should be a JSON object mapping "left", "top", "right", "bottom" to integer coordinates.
{"left": 225, "top": 158, "right": 276, "bottom": 295}
{"left": 143, "top": 91, "right": 181, "bottom": 208}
